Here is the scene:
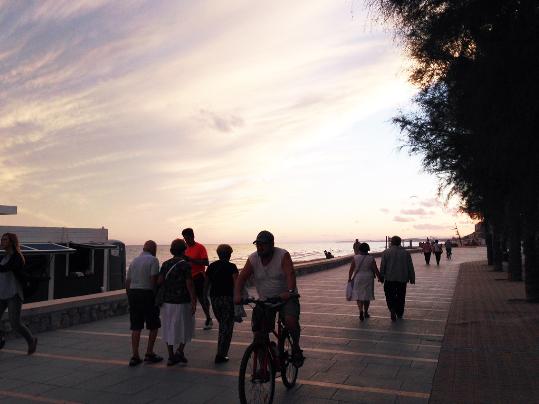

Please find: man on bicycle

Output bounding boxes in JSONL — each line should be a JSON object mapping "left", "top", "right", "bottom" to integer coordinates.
{"left": 234, "top": 230, "right": 304, "bottom": 367}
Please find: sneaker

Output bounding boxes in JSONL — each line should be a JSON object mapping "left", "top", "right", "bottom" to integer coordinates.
{"left": 214, "top": 355, "right": 229, "bottom": 364}
{"left": 204, "top": 318, "right": 213, "bottom": 330}
{"left": 129, "top": 356, "right": 142, "bottom": 367}
{"left": 292, "top": 349, "right": 305, "bottom": 367}
{"left": 144, "top": 353, "right": 164, "bottom": 364}
{"left": 27, "top": 337, "right": 38, "bottom": 355}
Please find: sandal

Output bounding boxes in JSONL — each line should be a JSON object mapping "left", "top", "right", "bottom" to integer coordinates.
{"left": 128, "top": 356, "right": 142, "bottom": 367}
{"left": 144, "top": 353, "right": 164, "bottom": 363}
{"left": 167, "top": 355, "right": 181, "bottom": 366}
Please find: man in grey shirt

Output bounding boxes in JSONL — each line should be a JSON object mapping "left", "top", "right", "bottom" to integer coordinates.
{"left": 126, "top": 240, "right": 163, "bottom": 366}
{"left": 380, "top": 236, "right": 415, "bottom": 321}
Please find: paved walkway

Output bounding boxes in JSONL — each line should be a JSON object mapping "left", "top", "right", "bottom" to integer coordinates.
{"left": 430, "top": 260, "right": 539, "bottom": 404}
{"left": 0, "top": 248, "right": 486, "bottom": 403}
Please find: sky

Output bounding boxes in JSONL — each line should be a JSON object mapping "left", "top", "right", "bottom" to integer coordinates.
{"left": 0, "top": 0, "right": 476, "bottom": 244}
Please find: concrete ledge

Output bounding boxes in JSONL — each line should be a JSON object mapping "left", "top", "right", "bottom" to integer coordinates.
{"left": 2, "top": 290, "right": 129, "bottom": 339}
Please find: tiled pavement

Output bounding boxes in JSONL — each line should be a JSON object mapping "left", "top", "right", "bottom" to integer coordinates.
{"left": 0, "top": 247, "right": 487, "bottom": 403}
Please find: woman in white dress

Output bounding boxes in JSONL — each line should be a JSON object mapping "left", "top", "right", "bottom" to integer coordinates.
{"left": 158, "top": 239, "right": 196, "bottom": 366}
{"left": 347, "top": 243, "right": 381, "bottom": 321}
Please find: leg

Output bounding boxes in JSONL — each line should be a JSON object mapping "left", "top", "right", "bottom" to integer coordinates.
{"left": 356, "top": 300, "right": 364, "bottom": 321}
{"left": 146, "top": 329, "right": 159, "bottom": 355}
{"left": 194, "top": 276, "right": 212, "bottom": 327}
{"left": 282, "top": 298, "right": 304, "bottom": 366}
{"left": 131, "top": 330, "right": 141, "bottom": 359}
{"left": 144, "top": 294, "right": 162, "bottom": 360}
{"left": 395, "top": 282, "right": 407, "bottom": 318}
{"left": 363, "top": 301, "right": 371, "bottom": 318}
{"left": 0, "top": 299, "right": 7, "bottom": 349}
{"left": 384, "top": 282, "right": 397, "bottom": 321}
{"left": 215, "top": 297, "right": 234, "bottom": 360}
{"left": 7, "top": 297, "right": 35, "bottom": 348}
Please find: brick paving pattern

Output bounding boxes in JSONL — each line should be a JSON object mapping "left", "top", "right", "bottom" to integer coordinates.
{"left": 430, "top": 261, "right": 539, "bottom": 404}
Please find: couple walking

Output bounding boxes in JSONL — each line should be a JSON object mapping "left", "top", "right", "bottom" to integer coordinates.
{"left": 348, "top": 236, "right": 415, "bottom": 322}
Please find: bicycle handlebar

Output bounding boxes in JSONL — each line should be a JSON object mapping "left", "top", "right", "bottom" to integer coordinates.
{"left": 240, "top": 293, "right": 300, "bottom": 307}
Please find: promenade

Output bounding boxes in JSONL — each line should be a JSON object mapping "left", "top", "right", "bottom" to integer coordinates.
{"left": 0, "top": 247, "right": 489, "bottom": 403}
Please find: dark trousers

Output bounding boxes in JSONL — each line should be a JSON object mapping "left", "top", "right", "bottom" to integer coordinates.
{"left": 434, "top": 252, "right": 442, "bottom": 265}
{"left": 424, "top": 252, "right": 431, "bottom": 265}
{"left": 383, "top": 281, "right": 407, "bottom": 317}
{"left": 211, "top": 296, "right": 234, "bottom": 357}
{"left": 0, "top": 296, "right": 34, "bottom": 345}
{"left": 193, "top": 275, "right": 210, "bottom": 315}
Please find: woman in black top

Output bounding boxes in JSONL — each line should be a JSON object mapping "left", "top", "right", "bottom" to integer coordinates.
{"left": 204, "top": 244, "right": 238, "bottom": 363}
{"left": 158, "top": 239, "right": 196, "bottom": 366}
{"left": 0, "top": 233, "right": 37, "bottom": 354}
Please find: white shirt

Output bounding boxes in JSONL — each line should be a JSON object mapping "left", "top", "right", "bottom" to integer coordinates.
{"left": 126, "top": 251, "right": 160, "bottom": 290}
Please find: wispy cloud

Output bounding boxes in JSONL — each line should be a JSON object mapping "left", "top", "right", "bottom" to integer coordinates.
{"left": 393, "top": 216, "right": 415, "bottom": 223}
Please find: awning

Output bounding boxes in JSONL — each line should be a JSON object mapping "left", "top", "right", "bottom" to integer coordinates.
{"left": 70, "top": 243, "right": 118, "bottom": 249}
{"left": 0, "top": 243, "right": 76, "bottom": 255}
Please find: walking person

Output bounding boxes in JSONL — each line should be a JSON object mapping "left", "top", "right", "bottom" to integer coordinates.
{"left": 380, "top": 236, "right": 415, "bottom": 321}
{"left": 125, "top": 240, "right": 163, "bottom": 366}
{"left": 181, "top": 228, "right": 213, "bottom": 330}
{"left": 421, "top": 239, "right": 432, "bottom": 265}
{"left": 353, "top": 239, "right": 361, "bottom": 255}
{"left": 0, "top": 233, "right": 38, "bottom": 354}
{"left": 158, "top": 239, "right": 196, "bottom": 366}
{"left": 347, "top": 243, "right": 382, "bottom": 322}
{"left": 444, "top": 239, "right": 453, "bottom": 260}
{"left": 433, "top": 240, "right": 443, "bottom": 266}
{"left": 205, "top": 244, "right": 238, "bottom": 363}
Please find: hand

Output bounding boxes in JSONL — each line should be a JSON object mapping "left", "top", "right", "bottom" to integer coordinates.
{"left": 279, "top": 291, "right": 291, "bottom": 301}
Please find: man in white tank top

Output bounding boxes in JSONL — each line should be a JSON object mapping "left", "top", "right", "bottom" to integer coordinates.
{"left": 234, "top": 230, "right": 304, "bottom": 367}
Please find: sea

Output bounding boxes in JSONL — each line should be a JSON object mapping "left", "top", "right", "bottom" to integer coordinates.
{"left": 126, "top": 240, "right": 391, "bottom": 267}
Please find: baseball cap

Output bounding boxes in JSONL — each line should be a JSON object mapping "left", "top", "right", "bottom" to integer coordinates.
{"left": 253, "top": 230, "right": 274, "bottom": 244}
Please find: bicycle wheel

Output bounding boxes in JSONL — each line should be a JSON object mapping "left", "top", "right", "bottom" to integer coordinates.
{"left": 278, "top": 330, "right": 298, "bottom": 388}
{"left": 239, "top": 342, "right": 275, "bottom": 404}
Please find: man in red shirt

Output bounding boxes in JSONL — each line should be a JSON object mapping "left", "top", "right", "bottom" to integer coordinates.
{"left": 182, "top": 228, "right": 213, "bottom": 330}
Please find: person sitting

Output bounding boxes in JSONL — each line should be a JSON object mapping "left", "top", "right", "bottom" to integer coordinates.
{"left": 234, "top": 230, "right": 304, "bottom": 367}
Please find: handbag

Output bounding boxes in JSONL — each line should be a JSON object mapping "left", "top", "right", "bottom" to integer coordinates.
{"left": 345, "top": 255, "right": 366, "bottom": 301}
{"left": 154, "top": 260, "right": 183, "bottom": 307}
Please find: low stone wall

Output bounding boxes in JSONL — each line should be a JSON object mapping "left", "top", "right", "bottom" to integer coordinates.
{"left": 2, "top": 249, "right": 421, "bottom": 338}
{"left": 1, "top": 290, "right": 129, "bottom": 340}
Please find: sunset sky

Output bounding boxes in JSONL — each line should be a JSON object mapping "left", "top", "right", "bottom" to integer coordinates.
{"left": 0, "top": 0, "right": 475, "bottom": 244}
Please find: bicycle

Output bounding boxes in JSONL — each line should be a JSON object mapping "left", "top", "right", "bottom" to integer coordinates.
{"left": 238, "top": 296, "right": 300, "bottom": 404}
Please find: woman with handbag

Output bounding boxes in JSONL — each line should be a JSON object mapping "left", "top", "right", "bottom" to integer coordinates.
{"left": 158, "top": 238, "right": 196, "bottom": 366}
{"left": 347, "top": 243, "right": 381, "bottom": 322}
{"left": 0, "top": 233, "right": 38, "bottom": 354}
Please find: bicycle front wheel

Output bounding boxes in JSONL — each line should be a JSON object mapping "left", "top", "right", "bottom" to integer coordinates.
{"left": 279, "top": 330, "right": 298, "bottom": 388}
{"left": 239, "top": 342, "right": 275, "bottom": 404}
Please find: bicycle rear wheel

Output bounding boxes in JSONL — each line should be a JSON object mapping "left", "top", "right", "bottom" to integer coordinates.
{"left": 278, "top": 330, "right": 298, "bottom": 388}
{"left": 239, "top": 342, "right": 275, "bottom": 404}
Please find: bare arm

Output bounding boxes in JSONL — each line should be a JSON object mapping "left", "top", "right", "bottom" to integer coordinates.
{"left": 186, "top": 277, "right": 196, "bottom": 314}
{"left": 348, "top": 260, "right": 355, "bottom": 282}
{"left": 371, "top": 260, "right": 381, "bottom": 281}
{"left": 280, "top": 252, "right": 296, "bottom": 300}
{"left": 234, "top": 259, "right": 253, "bottom": 304}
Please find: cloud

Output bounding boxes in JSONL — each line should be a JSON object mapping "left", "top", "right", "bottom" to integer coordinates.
{"left": 419, "top": 198, "right": 441, "bottom": 208}
{"left": 400, "top": 208, "right": 430, "bottom": 215}
{"left": 413, "top": 224, "right": 448, "bottom": 231}
{"left": 393, "top": 216, "right": 415, "bottom": 222}
{"left": 198, "top": 109, "right": 244, "bottom": 133}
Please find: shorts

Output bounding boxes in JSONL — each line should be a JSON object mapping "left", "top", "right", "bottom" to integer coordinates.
{"left": 128, "top": 289, "right": 161, "bottom": 331}
{"left": 193, "top": 274, "right": 209, "bottom": 305}
{"left": 252, "top": 297, "right": 300, "bottom": 333}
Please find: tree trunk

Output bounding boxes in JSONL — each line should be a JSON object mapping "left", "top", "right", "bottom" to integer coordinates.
{"left": 508, "top": 214, "right": 522, "bottom": 281}
{"left": 485, "top": 219, "right": 494, "bottom": 265}
{"left": 492, "top": 228, "right": 503, "bottom": 272}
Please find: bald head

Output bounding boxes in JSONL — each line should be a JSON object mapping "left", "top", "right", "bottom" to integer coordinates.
{"left": 143, "top": 240, "right": 157, "bottom": 256}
